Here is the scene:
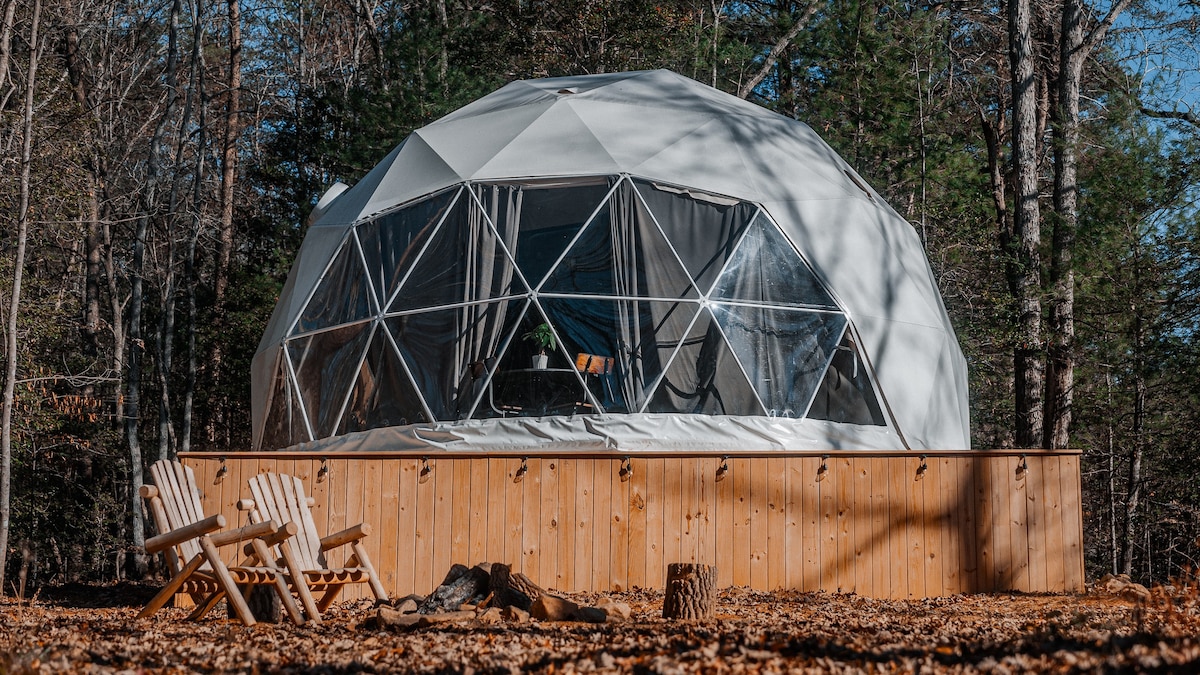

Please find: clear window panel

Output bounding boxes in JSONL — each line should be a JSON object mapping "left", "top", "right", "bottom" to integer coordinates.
{"left": 260, "top": 355, "right": 309, "bottom": 448}
{"left": 386, "top": 299, "right": 527, "bottom": 420}
{"left": 287, "top": 321, "right": 373, "bottom": 437}
{"left": 807, "top": 332, "right": 886, "bottom": 426}
{"left": 475, "top": 180, "right": 614, "bottom": 291}
{"left": 646, "top": 308, "right": 765, "bottom": 415}
{"left": 338, "top": 327, "right": 430, "bottom": 433}
{"left": 632, "top": 178, "right": 757, "bottom": 296}
{"left": 293, "top": 243, "right": 374, "bottom": 335}
{"left": 710, "top": 304, "right": 847, "bottom": 418}
{"left": 537, "top": 297, "right": 702, "bottom": 413}
{"left": 710, "top": 213, "right": 838, "bottom": 309}
{"left": 388, "top": 193, "right": 526, "bottom": 312}
{"left": 358, "top": 188, "right": 459, "bottom": 306}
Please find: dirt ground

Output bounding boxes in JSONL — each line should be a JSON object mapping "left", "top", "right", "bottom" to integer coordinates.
{"left": 3, "top": 581, "right": 1199, "bottom": 673}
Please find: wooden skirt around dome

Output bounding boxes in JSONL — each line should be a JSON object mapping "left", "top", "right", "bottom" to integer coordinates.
{"left": 178, "top": 450, "right": 1084, "bottom": 600}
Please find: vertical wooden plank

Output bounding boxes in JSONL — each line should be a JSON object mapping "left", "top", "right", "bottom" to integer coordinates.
{"left": 574, "top": 459, "right": 594, "bottom": 592}
{"left": 783, "top": 458, "right": 803, "bottom": 591}
{"left": 521, "top": 458, "right": 541, "bottom": 578}
{"left": 1024, "top": 454, "right": 1048, "bottom": 593}
{"left": 334, "top": 456, "right": 360, "bottom": 573}
{"left": 833, "top": 457, "right": 854, "bottom": 594}
{"left": 851, "top": 458, "right": 872, "bottom": 597}
{"left": 611, "top": 458, "right": 629, "bottom": 592}
{"left": 905, "top": 456, "right": 926, "bottom": 599}
{"left": 485, "top": 458, "right": 507, "bottom": 564}
{"left": 393, "top": 459, "right": 417, "bottom": 596}
{"left": 749, "top": 459, "right": 768, "bottom": 590}
{"left": 452, "top": 459, "right": 475, "bottom": 567}
{"left": 469, "top": 459, "right": 487, "bottom": 566}
{"left": 677, "top": 457, "right": 699, "bottom": 564}
{"left": 628, "top": 457, "right": 649, "bottom": 590}
{"left": 432, "top": 457, "right": 454, "bottom": 591}
{"left": 991, "top": 456, "right": 1014, "bottom": 590}
{"left": 799, "top": 457, "right": 821, "bottom": 593}
{"left": 465, "top": 456, "right": 489, "bottom": 566}
{"left": 376, "top": 460, "right": 402, "bottom": 595}
{"left": 357, "top": 460, "right": 383, "bottom": 601}
{"left": 731, "top": 458, "right": 752, "bottom": 587}
{"left": 767, "top": 457, "right": 786, "bottom": 591}
{"left": 1059, "top": 455, "right": 1085, "bottom": 591}
{"left": 644, "top": 458, "right": 665, "bottom": 589}
{"left": 819, "top": 456, "right": 838, "bottom": 593}
{"left": 539, "top": 458, "right": 559, "bottom": 589}
{"left": 885, "top": 456, "right": 908, "bottom": 598}
{"left": 936, "top": 457, "right": 960, "bottom": 595}
{"left": 662, "top": 457, "right": 683, "bottom": 573}
{"left": 920, "top": 457, "right": 944, "bottom": 598}
{"left": 1009, "top": 457, "right": 1030, "bottom": 592}
{"left": 715, "top": 457, "right": 735, "bottom": 588}
{"left": 414, "top": 458, "right": 437, "bottom": 594}
{"left": 1041, "top": 455, "right": 1065, "bottom": 592}
{"left": 505, "top": 458, "right": 524, "bottom": 570}
{"left": 975, "top": 457, "right": 996, "bottom": 592}
{"left": 554, "top": 458, "right": 576, "bottom": 591}
{"left": 868, "top": 456, "right": 889, "bottom": 598}
{"left": 592, "top": 459, "right": 612, "bottom": 590}
{"left": 693, "top": 457, "right": 712, "bottom": 568}
{"left": 958, "top": 456, "right": 980, "bottom": 593}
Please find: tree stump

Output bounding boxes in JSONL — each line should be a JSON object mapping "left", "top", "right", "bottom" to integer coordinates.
{"left": 662, "top": 563, "right": 716, "bottom": 619}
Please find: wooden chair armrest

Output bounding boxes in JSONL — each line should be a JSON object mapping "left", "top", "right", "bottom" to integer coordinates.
{"left": 241, "top": 521, "right": 299, "bottom": 557}
{"left": 139, "top": 485, "right": 159, "bottom": 499}
{"left": 319, "top": 523, "right": 372, "bottom": 552}
{"left": 145, "top": 514, "right": 225, "bottom": 554}
{"left": 237, "top": 498, "right": 255, "bottom": 511}
{"left": 208, "top": 519, "right": 279, "bottom": 548}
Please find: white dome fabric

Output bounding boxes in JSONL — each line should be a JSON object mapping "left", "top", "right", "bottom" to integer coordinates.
{"left": 251, "top": 69, "right": 970, "bottom": 452}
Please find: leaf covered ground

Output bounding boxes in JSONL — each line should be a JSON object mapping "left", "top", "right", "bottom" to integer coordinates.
{"left": 3, "top": 581, "right": 1200, "bottom": 673}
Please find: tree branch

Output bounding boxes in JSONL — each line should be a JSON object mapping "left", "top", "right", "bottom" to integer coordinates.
{"left": 738, "top": 3, "right": 820, "bottom": 100}
{"left": 1140, "top": 106, "right": 1200, "bottom": 129}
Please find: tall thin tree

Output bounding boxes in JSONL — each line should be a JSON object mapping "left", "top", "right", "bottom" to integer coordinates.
{"left": 1, "top": 0, "right": 41, "bottom": 596}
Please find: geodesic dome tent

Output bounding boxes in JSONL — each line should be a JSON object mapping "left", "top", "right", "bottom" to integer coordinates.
{"left": 251, "top": 69, "right": 970, "bottom": 452}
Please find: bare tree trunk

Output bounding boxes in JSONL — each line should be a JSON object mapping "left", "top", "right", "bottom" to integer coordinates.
{"left": 126, "top": 0, "right": 184, "bottom": 554}
{"left": 181, "top": 0, "right": 207, "bottom": 455}
{"left": 1122, "top": 311, "right": 1145, "bottom": 576}
{"left": 1, "top": 0, "right": 41, "bottom": 597}
{"left": 1046, "top": 0, "right": 1132, "bottom": 450}
{"left": 1008, "top": 0, "right": 1044, "bottom": 448}
{"left": 207, "top": 0, "right": 241, "bottom": 443}
{"left": 0, "top": 0, "right": 16, "bottom": 96}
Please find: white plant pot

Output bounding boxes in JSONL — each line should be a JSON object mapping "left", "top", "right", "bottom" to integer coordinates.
{"left": 532, "top": 354, "right": 549, "bottom": 370}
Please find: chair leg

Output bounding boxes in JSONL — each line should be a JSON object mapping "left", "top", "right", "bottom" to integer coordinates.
{"left": 139, "top": 553, "right": 206, "bottom": 619}
{"left": 250, "top": 538, "right": 305, "bottom": 625}
{"left": 199, "top": 535, "right": 256, "bottom": 627}
{"left": 278, "top": 539, "right": 322, "bottom": 624}
{"left": 352, "top": 541, "right": 390, "bottom": 602}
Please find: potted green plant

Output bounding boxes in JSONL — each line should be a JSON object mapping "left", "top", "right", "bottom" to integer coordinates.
{"left": 522, "top": 322, "right": 556, "bottom": 369}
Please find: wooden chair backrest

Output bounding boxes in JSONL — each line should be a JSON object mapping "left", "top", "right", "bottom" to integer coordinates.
{"left": 246, "top": 473, "right": 325, "bottom": 571}
{"left": 148, "top": 459, "right": 208, "bottom": 567}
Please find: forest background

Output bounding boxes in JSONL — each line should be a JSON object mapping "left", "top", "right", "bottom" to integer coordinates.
{"left": 0, "top": 0, "right": 1198, "bottom": 596}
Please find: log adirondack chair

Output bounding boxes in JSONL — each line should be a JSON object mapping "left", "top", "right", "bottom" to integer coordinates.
{"left": 239, "top": 472, "right": 389, "bottom": 621}
{"left": 139, "top": 459, "right": 308, "bottom": 626}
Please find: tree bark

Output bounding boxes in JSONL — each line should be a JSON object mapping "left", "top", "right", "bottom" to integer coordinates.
{"left": 1, "top": 0, "right": 41, "bottom": 597}
{"left": 1008, "top": 0, "right": 1044, "bottom": 448}
{"left": 1046, "top": 0, "right": 1133, "bottom": 450}
{"left": 662, "top": 563, "right": 716, "bottom": 619}
{"left": 207, "top": 0, "right": 242, "bottom": 443}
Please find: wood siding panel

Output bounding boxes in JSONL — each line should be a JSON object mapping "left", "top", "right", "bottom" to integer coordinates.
{"left": 182, "top": 451, "right": 1083, "bottom": 599}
